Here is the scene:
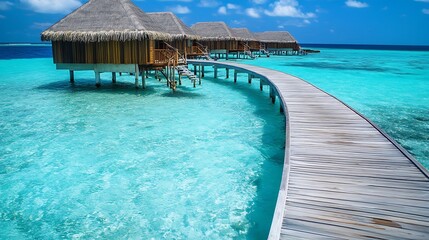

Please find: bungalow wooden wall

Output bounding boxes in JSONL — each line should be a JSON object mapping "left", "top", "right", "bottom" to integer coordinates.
{"left": 202, "top": 40, "right": 239, "bottom": 51}
{"left": 52, "top": 40, "right": 156, "bottom": 65}
{"left": 265, "top": 42, "right": 300, "bottom": 51}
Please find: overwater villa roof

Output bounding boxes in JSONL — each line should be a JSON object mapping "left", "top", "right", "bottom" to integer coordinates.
{"left": 41, "top": 0, "right": 171, "bottom": 42}
{"left": 147, "top": 12, "right": 200, "bottom": 40}
{"left": 231, "top": 28, "right": 257, "bottom": 41}
{"left": 255, "top": 31, "right": 297, "bottom": 43}
{"left": 191, "top": 22, "right": 239, "bottom": 41}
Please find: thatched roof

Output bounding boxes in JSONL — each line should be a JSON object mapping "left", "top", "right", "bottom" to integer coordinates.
{"left": 41, "top": 0, "right": 171, "bottom": 42}
{"left": 231, "top": 28, "right": 257, "bottom": 41}
{"left": 191, "top": 22, "right": 238, "bottom": 41}
{"left": 254, "top": 31, "right": 297, "bottom": 43}
{"left": 147, "top": 12, "right": 200, "bottom": 40}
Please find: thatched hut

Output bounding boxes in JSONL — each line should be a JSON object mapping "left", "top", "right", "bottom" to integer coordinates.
{"left": 41, "top": 0, "right": 179, "bottom": 87}
{"left": 191, "top": 22, "right": 242, "bottom": 59}
{"left": 231, "top": 28, "right": 259, "bottom": 51}
{"left": 147, "top": 12, "right": 205, "bottom": 59}
{"left": 254, "top": 31, "right": 302, "bottom": 55}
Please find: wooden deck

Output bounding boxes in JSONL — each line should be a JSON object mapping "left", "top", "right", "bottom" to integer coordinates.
{"left": 187, "top": 60, "right": 429, "bottom": 240}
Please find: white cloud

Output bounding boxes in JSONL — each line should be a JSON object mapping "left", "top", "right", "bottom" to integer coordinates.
{"left": 218, "top": 6, "right": 227, "bottom": 14}
{"left": 226, "top": 3, "right": 240, "bottom": 10}
{"left": 415, "top": 0, "right": 429, "bottom": 2}
{"left": 423, "top": 8, "right": 429, "bottom": 14}
{"left": 252, "top": 0, "right": 266, "bottom": 4}
{"left": 345, "top": 0, "right": 368, "bottom": 8}
{"left": 0, "top": 1, "right": 13, "bottom": 10}
{"left": 246, "top": 8, "right": 260, "bottom": 18}
{"left": 20, "top": 0, "right": 82, "bottom": 14}
{"left": 198, "top": 0, "right": 220, "bottom": 8}
{"left": 264, "top": 0, "right": 315, "bottom": 18}
{"left": 168, "top": 5, "right": 191, "bottom": 14}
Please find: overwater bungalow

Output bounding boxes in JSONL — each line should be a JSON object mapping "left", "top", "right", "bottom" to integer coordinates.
{"left": 147, "top": 12, "right": 208, "bottom": 61}
{"left": 230, "top": 28, "right": 262, "bottom": 58}
{"left": 41, "top": 0, "right": 182, "bottom": 88}
{"left": 254, "top": 31, "right": 304, "bottom": 55}
{"left": 191, "top": 22, "right": 243, "bottom": 60}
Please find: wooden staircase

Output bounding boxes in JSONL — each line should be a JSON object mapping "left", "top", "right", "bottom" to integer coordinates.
{"left": 260, "top": 43, "right": 270, "bottom": 56}
{"left": 176, "top": 65, "right": 200, "bottom": 87}
{"left": 196, "top": 42, "right": 213, "bottom": 61}
{"left": 243, "top": 43, "right": 256, "bottom": 59}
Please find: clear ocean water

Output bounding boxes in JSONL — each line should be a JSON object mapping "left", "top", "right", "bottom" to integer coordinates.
{"left": 0, "top": 45, "right": 284, "bottom": 239}
{"left": 1, "top": 44, "right": 428, "bottom": 239}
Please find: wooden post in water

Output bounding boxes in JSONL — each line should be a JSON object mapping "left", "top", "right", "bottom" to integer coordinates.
{"left": 141, "top": 69, "right": 146, "bottom": 89}
{"left": 112, "top": 72, "right": 116, "bottom": 83}
{"left": 135, "top": 64, "right": 139, "bottom": 88}
{"left": 199, "top": 65, "right": 202, "bottom": 80}
{"left": 194, "top": 64, "right": 197, "bottom": 75}
{"left": 248, "top": 74, "right": 252, "bottom": 84}
{"left": 214, "top": 66, "right": 218, "bottom": 79}
{"left": 226, "top": 68, "right": 229, "bottom": 79}
{"left": 95, "top": 71, "right": 101, "bottom": 88}
{"left": 69, "top": 70, "right": 74, "bottom": 83}
{"left": 270, "top": 86, "right": 276, "bottom": 104}
{"left": 202, "top": 66, "right": 205, "bottom": 78}
{"left": 260, "top": 80, "right": 263, "bottom": 91}
{"left": 234, "top": 70, "right": 238, "bottom": 83}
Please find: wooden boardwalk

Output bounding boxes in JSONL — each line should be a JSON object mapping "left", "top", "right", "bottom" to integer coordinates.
{"left": 187, "top": 60, "right": 429, "bottom": 240}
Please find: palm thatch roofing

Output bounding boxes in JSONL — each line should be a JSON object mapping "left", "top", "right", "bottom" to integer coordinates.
{"left": 147, "top": 12, "right": 200, "bottom": 40}
{"left": 254, "top": 31, "right": 298, "bottom": 43}
{"left": 41, "top": 0, "right": 171, "bottom": 42}
{"left": 231, "top": 28, "right": 257, "bottom": 41}
{"left": 191, "top": 22, "right": 239, "bottom": 41}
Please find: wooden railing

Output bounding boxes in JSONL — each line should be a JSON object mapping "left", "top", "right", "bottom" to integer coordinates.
{"left": 154, "top": 49, "right": 178, "bottom": 66}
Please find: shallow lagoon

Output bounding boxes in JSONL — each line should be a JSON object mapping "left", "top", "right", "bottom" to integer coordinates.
{"left": 0, "top": 55, "right": 284, "bottom": 239}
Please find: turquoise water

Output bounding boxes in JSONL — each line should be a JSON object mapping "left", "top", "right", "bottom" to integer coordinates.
{"left": 0, "top": 57, "right": 285, "bottom": 238}
{"left": 242, "top": 49, "right": 429, "bottom": 168}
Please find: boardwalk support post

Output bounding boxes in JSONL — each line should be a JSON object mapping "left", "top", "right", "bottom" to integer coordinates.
{"left": 226, "top": 68, "right": 229, "bottom": 79}
{"left": 214, "top": 66, "right": 218, "bottom": 79}
{"left": 202, "top": 65, "right": 205, "bottom": 78}
{"left": 234, "top": 70, "right": 237, "bottom": 83}
{"left": 248, "top": 74, "right": 252, "bottom": 84}
{"left": 270, "top": 86, "right": 276, "bottom": 103}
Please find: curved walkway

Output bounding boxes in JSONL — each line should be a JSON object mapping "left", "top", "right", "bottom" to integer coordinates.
{"left": 187, "top": 60, "right": 429, "bottom": 240}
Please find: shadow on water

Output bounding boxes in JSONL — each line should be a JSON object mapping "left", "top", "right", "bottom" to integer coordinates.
{"left": 161, "top": 89, "right": 204, "bottom": 99}
{"left": 35, "top": 79, "right": 162, "bottom": 97}
{"left": 205, "top": 76, "right": 285, "bottom": 239}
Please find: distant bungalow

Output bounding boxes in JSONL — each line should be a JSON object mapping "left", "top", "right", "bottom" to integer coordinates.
{"left": 41, "top": 0, "right": 182, "bottom": 88}
{"left": 255, "top": 31, "right": 304, "bottom": 55}
{"left": 147, "top": 12, "right": 208, "bottom": 61}
{"left": 231, "top": 28, "right": 267, "bottom": 58}
{"left": 191, "top": 22, "right": 252, "bottom": 60}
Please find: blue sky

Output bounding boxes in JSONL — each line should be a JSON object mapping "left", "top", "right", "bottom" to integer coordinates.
{"left": 0, "top": 0, "right": 428, "bottom": 45}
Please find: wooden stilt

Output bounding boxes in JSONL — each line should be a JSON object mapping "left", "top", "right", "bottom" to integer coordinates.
{"left": 260, "top": 80, "right": 263, "bottom": 91}
{"left": 214, "top": 66, "right": 218, "bottom": 79}
{"left": 194, "top": 65, "right": 197, "bottom": 75}
{"left": 95, "top": 71, "right": 101, "bottom": 88}
{"left": 248, "top": 74, "right": 252, "bottom": 84}
{"left": 135, "top": 64, "right": 139, "bottom": 89}
{"left": 69, "top": 70, "right": 74, "bottom": 83}
{"left": 112, "top": 72, "right": 116, "bottom": 83}
{"left": 234, "top": 70, "right": 237, "bottom": 83}
{"left": 201, "top": 66, "right": 205, "bottom": 78}
{"left": 142, "top": 69, "right": 146, "bottom": 89}
{"left": 270, "top": 86, "right": 276, "bottom": 104}
{"left": 146, "top": 70, "right": 149, "bottom": 78}
{"left": 198, "top": 65, "right": 202, "bottom": 80}
{"left": 179, "top": 74, "right": 182, "bottom": 85}
{"left": 226, "top": 68, "right": 229, "bottom": 79}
